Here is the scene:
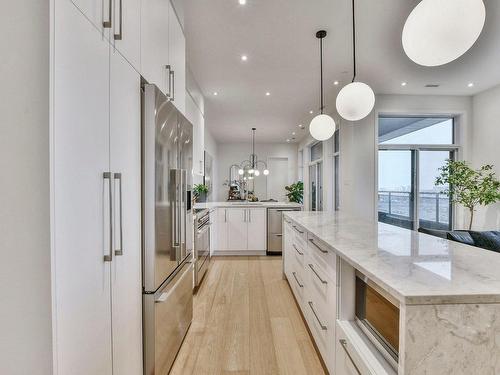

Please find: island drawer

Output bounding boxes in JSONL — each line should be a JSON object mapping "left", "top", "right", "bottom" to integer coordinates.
{"left": 307, "top": 234, "right": 336, "bottom": 274}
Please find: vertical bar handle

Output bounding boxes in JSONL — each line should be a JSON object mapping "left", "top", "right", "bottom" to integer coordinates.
{"left": 165, "top": 65, "right": 172, "bottom": 98}
{"left": 113, "top": 0, "right": 123, "bottom": 40}
{"left": 339, "top": 339, "right": 362, "bottom": 375}
{"left": 170, "top": 70, "right": 175, "bottom": 101}
{"left": 103, "top": 172, "right": 113, "bottom": 262}
{"left": 103, "top": 0, "right": 112, "bottom": 28}
{"left": 114, "top": 173, "right": 123, "bottom": 256}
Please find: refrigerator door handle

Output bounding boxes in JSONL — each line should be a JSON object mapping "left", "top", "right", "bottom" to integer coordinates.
{"left": 114, "top": 172, "right": 123, "bottom": 256}
{"left": 180, "top": 169, "right": 187, "bottom": 258}
{"left": 103, "top": 172, "right": 113, "bottom": 262}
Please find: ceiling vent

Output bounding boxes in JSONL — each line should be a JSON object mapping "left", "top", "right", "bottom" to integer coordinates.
{"left": 425, "top": 84, "right": 440, "bottom": 88}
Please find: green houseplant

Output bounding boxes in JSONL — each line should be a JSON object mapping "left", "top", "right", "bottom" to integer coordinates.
{"left": 435, "top": 160, "right": 500, "bottom": 230}
{"left": 193, "top": 183, "right": 209, "bottom": 203}
{"left": 285, "top": 181, "right": 304, "bottom": 204}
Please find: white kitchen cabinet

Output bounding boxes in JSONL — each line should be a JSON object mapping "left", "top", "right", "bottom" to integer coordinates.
{"left": 186, "top": 92, "right": 204, "bottom": 176}
{"left": 109, "top": 49, "right": 142, "bottom": 375}
{"left": 141, "top": 0, "right": 169, "bottom": 93}
{"left": 168, "top": 1, "right": 186, "bottom": 115}
{"left": 209, "top": 209, "right": 218, "bottom": 255}
{"left": 53, "top": 1, "right": 142, "bottom": 374}
{"left": 53, "top": 1, "right": 112, "bottom": 373}
{"left": 247, "top": 208, "right": 266, "bottom": 250}
{"left": 227, "top": 208, "right": 248, "bottom": 250}
{"left": 215, "top": 208, "right": 229, "bottom": 251}
{"left": 112, "top": 0, "right": 141, "bottom": 70}
{"left": 70, "top": 0, "right": 111, "bottom": 34}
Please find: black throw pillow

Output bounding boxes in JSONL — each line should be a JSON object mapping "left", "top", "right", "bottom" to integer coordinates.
{"left": 446, "top": 230, "right": 475, "bottom": 246}
{"left": 469, "top": 231, "right": 500, "bottom": 252}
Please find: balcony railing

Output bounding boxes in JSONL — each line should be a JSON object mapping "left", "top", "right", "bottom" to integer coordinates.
{"left": 378, "top": 190, "right": 451, "bottom": 230}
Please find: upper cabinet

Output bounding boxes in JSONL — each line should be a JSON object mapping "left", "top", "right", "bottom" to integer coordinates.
{"left": 186, "top": 92, "right": 204, "bottom": 176}
{"left": 70, "top": 0, "right": 111, "bottom": 34}
{"left": 168, "top": 1, "right": 186, "bottom": 115}
{"left": 111, "top": 0, "right": 141, "bottom": 70}
{"left": 141, "top": 0, "right": 170, "bottom": 94}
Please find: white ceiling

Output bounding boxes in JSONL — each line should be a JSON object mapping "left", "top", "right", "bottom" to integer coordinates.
{"left": 184, "top": 0, "right": 500, "bottom": 143}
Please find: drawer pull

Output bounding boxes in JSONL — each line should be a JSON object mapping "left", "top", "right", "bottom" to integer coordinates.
{"left": 293, "top": 225, "right": 304, "bottom": 234}
{"left": 339, "top": 339, "right": 362, "bottom": 375}
{"left": 308, "top": 264, "right": 328, "bottom": 284}
{"left": 309, "top": 238, "right": 328, "bottom": 253}
{"left": 293, "top": 244, "right": 304, "bottom": 256}
{"left": 292, "top": 272, "right": 304, "bottom": 288}
{"left": 308, "top": 301, "right": 327, "bottom": 330}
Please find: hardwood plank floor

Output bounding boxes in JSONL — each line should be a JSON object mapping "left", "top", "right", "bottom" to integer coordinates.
{"left": 170, "top": 256, "right": 326, "bottom": 375}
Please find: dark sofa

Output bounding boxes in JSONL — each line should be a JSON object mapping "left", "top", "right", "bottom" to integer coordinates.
{"left": 418, "top": 227, "right": 500, "bottom": 252}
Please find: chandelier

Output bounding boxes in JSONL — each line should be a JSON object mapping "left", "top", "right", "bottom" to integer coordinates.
{"left": 232, "top": 128, "right": 269, "bottom": 181}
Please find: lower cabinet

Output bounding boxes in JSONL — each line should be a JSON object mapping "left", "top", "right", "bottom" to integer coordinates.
{"left": 213, "top": 208, "right": 267, "bottom": 253}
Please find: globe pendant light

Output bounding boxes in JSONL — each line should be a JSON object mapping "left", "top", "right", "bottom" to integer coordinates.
{"left": 309, "top": 30, "right": 336, "bottom": 141}
{"left": 336, "top": 0, "right": 375, "bottom": 122}
{"left": 402, "top": 0, "right": 485, "bottom": 67}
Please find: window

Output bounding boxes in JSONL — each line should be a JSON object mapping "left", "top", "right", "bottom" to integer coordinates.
{"left": 309, "top": 142, "right": 323, "bottom": 211}
{"left": 298, "top": 149, "right": 304, "bottom": 181}
{"left": 378, "top": 116, "right": 457, "bottom": 231}
{"left": 333, "top": 130, "right": 340, "bottom": 210}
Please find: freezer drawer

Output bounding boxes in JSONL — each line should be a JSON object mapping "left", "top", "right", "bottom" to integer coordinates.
{"left": 143, "top": 260, "right": 193, "bottom": 375}
{"left": 267, "top": 208, "right": 301, "bottom": 253}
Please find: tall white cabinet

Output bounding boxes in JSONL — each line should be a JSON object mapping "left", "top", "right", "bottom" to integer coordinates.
{"left": 52, "top": 1, "right": 141, "bottom": 374}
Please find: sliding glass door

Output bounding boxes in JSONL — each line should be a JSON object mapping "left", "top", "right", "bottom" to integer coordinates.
{"left": 309, "top": 162, "right": 323, "bottom": 211}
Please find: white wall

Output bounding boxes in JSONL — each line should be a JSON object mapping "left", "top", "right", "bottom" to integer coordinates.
{"left": 0, "top": 2, "right": 53, "bottom": 374}
{"left": 216, "top": 143, "right": 298, "bottom": 201}
{"left": 204, "top": 127, "right": 219, "bottom": 201}
{"left": 472, "top": 85, "right": 500, "bottom": 230}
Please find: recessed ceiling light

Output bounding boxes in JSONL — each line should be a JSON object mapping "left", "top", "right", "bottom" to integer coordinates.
{"left": 298, "top": 124, "right": 304, "bottom": 129}
{"left": 241, "top": 55, "right": 248, "bottom": 61}
{"left": 468, "top": 82, "right": 474, "bottom": 87}
{"left": 309, "top": 110, "right": 314, "bottom": 114}
{"left": 213, "top": 92, "right": 218, "bottom": 96}
{"left": 292, "top": 131, "right": 296, "bottom": 136}
{"left": 286, "top": 138, "right": 291, "bottom": 143}
{"left": 239, "top": 0, "right": 246, "bottom": 4}
{"left": 265, "top": 92, "right": 271, "bottom": 96}
{"left": 401, "top": 81, "right": 407, "bottom": 86}
{"left": 334, "top": 81, "right": 339, "bottom": 85}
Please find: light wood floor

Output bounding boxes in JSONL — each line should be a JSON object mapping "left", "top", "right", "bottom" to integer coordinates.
{"left": 170, "top": 256, "right": 326, "bottom": 375}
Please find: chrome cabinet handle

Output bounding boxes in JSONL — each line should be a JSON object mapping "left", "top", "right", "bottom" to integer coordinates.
{"left": 292, "top": 272, "right": 304, "bottom": 288}
{"left": 276, "top": 234, "right": 283, "bottom": 237}
{"left": 293, "top": 225, "right": 304, "bottom": 234}
{"left": 339, "top": 339, "right": 362, "bottom": 375}
{"left": 308, "top": 264, "right": 328, "bottom": 284}
{"left": 114, "top": 0, "right": 123, "bottom": 40}
{"left": 165, "top": 65, "right": 172, "bottom": 98}
{"left": 309, "top": 238, "right": 328, "bottom": 253}
{"left": 249, "top": 209, "right": 251, "bottom": 223}
{"left": 308, "top": 301, "right": 327, "bottom": 330}
{"left": 293, "top": 244, "right": 303, "bottom": 256}
{"left": 243, "top": 209, "right": 246, "bottom": 222}
{"left": 103, "top": 0, "right": 112, "bottom": 28}
{"left": 224, "top": 209, "right": 227, "bottom": 222}
{"left": 114, "top": 173, "right": 123, "bottom": 256}
{"left": 103, "top": 172, "right": 113, "bottom": 262}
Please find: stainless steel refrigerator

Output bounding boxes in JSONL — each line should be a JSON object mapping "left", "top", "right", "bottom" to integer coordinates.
{"left": 142, "top": 83, "right": 193, "bottom": 375}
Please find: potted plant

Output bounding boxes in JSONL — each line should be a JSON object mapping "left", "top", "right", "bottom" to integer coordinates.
{"left": 285, "top": 181, "right": 304, "bottom": 204}
{"left": 435, "top": 160, "right": 500, "bottom": 230}
{"left": 193, "top": 183, "right": 209, "bottom": 203}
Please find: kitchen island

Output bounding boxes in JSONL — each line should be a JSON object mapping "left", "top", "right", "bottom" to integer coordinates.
{"left": 194, "top": 202, "right": 302, "bottom": 256}
{"left": 283, "top": 211, "right": 500, "bottom": 375}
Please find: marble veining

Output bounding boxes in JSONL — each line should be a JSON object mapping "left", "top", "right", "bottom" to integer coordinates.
{"left": 194, "top": 201, "right": 303, "bottom": 209}
{"left": 284, "top": 211, "right": 500, "bottom": 305}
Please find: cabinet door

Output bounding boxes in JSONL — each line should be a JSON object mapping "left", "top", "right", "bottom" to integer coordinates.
{"left": 112, "top": 0, "right": 141, "bottom": 70}
{"left": 215, "top": 208, "right": 228, "bottom": 251}
{"left": 168, "top": 2, "right": 186, "bottom": 114}
{"left": 110, "top": 50, "right": 143, "bottom": 375}
{"left": 247, "top": 208, "right": 267, "bottom": 250}
{"left": 53, "top": 1, "right": 112, "bottom": 374}
{"left": 227, "top": 208, "right": 248, "bottom": 250}
{"left": 71, "top": 0, "right": 111, "bottom": 34}
{"left": 141, "top": 0, "right": 169, "bottom": 94}
{"left": 186, "top": 93, "right": 204, "bottom": 175}
{"left": 209, "top": 209, "right": 217, "bottom": 255}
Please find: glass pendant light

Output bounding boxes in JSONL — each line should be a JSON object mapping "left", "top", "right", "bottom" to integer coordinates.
{"left": 309, "top": 30, "right": 336, "bottom": 141}
{"left": 336, "top": 0, "right": 375, "bottom": 122}
{"left": 402, "top": 0, "right": 485, "bottom": 67}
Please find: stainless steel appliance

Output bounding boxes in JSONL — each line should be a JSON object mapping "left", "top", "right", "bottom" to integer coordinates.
{"left": 267, "top": 207, "right": 301, "bottom": 255}
{"left": 194, "top": 209, "right": 211, "bottom": 287}
{"left": 355, "top": 271, "right": 399, "bottom": 370}
{"left": 142, "top": 83, "right": 194, "bottom": 375}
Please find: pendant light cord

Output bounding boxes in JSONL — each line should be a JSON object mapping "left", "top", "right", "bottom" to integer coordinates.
{"left": 320, "top": 36, "right": 324, "bottom": 114}
{"left": 351, "top": 0, "right": 356, "bottom": 83}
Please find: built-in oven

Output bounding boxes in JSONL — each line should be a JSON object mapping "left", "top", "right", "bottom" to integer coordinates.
{"left": 355, "top": 270, "right": 400, "bottom": 370}
{"left": 194, "top": 209, "right": 210, "bottom": 287}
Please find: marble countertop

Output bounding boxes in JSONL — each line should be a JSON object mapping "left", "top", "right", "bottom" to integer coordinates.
{"left": 284, "top": 211, "right": 500, "bottom": 305}
{"left": 194, "top": 201, "right": 303, "bottom": 209}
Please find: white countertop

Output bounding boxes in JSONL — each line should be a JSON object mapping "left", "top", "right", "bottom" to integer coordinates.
{"left": 284, "top": 211, "right": 500, "bottom": 305}
{"left": 194, "top": 201, "right": 303, "bottom": 209}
